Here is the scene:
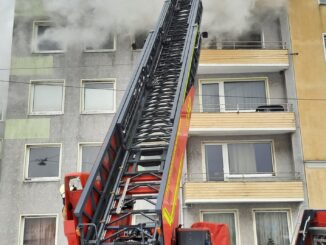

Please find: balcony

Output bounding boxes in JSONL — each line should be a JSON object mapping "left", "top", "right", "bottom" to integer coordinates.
{"left": 198, "top": 41, "right": 289, "bottom": 74}
{"left": 183, "top": 172, "right": 304, "bottom": 204}
{"left": 189, "top": 103, "right": 296, "bottom": 136}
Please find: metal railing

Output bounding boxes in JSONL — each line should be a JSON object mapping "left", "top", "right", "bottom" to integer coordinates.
{"left": 191, "top": 103, "right": 293, "bottom": 113}
{"left": 185, "top": 171, "right": 303, "bottom": 182}
{"left": 203, "top": 40, "right": 287, "bottom": 50}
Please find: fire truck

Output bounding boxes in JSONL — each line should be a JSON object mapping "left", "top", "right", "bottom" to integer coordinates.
{"left": 62, "top": 0, "right": 230, "bottom": 244}
{"left": 61, "top": 0, "right": 326, "bottom": 244}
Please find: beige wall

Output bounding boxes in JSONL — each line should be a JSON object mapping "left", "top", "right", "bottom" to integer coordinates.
{"left": 289, "top": 0, "right": 326, "bottom": 160}
{"left": 289, "top": 0, "right": 326, "bottom": 207}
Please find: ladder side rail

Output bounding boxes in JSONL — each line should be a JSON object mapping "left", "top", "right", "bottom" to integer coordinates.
{"left": 156, "top": 0, "right": 202, "bottom": 215}
{"left": 169, "top": 0, "right": 202, "bottom": 122}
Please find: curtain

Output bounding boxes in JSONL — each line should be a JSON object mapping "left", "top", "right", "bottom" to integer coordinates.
{"left": 202, "top": 83, "right": 220, "bottom": 112}
{"left": 84, "top": 82, "right": 114, "bottom": 111}
{"left": 224, "top": 81, "right": 266, "bottom": 110}
{"left": 203, "top": 213, "right": 237, "bottom": 245}
{"left": 228, "top": 143, "right": 256, "bottom": 174}
{"left": 23, "top": 217, "right": 56, "bottom": 245}
{"left": 255, "top": 212, "right": 290, "bottom": 245}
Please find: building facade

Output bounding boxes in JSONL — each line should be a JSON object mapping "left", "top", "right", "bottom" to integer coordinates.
{"left": 1, "top": 0, "right": 324, "bottom": 244}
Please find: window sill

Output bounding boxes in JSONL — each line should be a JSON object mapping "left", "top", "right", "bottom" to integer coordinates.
{"left": 24, "top": 177, "right": 60, "bottom": 183}
{"left": 29, "top": 112, "right": 64, "bottom": 116}
{"left": 81, "top": 111, "right": 116, "bottom": 115}
{"left": 32, "top": 50, "right": 65, "bottom": 54}
{"left": 84, "top": 49, "right": 116, "bottom": 53}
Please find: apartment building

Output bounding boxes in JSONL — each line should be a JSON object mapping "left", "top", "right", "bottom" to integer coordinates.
{"left": 0, "top": 0, "right": 313, "bottom": 245}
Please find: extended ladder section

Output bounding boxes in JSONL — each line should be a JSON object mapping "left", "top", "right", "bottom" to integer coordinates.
{"left": 73, "top": 0, "right": 202, "bottom": 244}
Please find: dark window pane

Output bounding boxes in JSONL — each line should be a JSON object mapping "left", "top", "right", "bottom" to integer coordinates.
{"left": 132, "top": 32, "right": 147, "bottom": 50}
{"left": 23, "top": 217, "right": 56, "bottom": 245}
{"left": 205, "top": 145, "right": 223, "bottom": 181}
{"left": 28, "top": 147, "right": 60, "bottom": 178}
{"left": 224, "top": 81, "right": 266, "bottom": 111}
{"left": 37, "top": 25, "right": 61, "bottom": 51}
{"left": 254, "top": 143, "right": 273, "bottom": 173}
{"left": 255, "top": 212, "right": 290, "bottom": 245}
{"left": 86, "top": 34, "right": 114, "bottom": 50}
{"left": 202, "top": 83, "right": 220, "bottom": 112}
{"left": 81, "top": 145, "right": 101, "bottom": 172}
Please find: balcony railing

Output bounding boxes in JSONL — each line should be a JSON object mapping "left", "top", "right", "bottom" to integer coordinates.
{"left": 185, "top": 172, "right": 303, "bottom": 182}
{"left": 192, "top": 103, "right": 293, "bottom": 113}
{"left": 205, "top": 40, "right": 287, "bottom": 50}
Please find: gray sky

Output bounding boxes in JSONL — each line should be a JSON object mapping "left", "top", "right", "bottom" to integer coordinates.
{"left": 0, "top": 0, "right": 15, "bottom": 115}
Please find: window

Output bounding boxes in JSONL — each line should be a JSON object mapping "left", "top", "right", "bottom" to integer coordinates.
{"left": 254, "top": 210, "right": 290, "bottom": 245}
{"left": 81, "top": 79, "right": 115, "bottom": 114}
{"left": 33, "top": 21, "right": 64, "bottom": 53}
{"left": 85, "top": 34, "right": 116, "bottom": 52}
{"left": 201, "top": 80, "right": 267, "bottom": 112}
{"left": 202, "top": 211, "right": 239, "bottom": 245}
{"left": 29, "top": 80, "right": 64, "bottom": 115}
{"left": 204, "top": 141, "right": 274, "bottom": 181}
{"left": 319, "top": 0, "right": 326, "bottom": 4}
{"left": 24, "top": 144, "right": 61, "bottom": 181}
{"left": 20, "top": 215, "right": 57, "bottom": 245}
{"left": 132, "top": 195, "right": 157, "bottom": 225}
{"left": 78, "top": 143, "right": 102, "bottom": 172}
{"left": 132, "top": 31, "right": 148, "bottom": 50}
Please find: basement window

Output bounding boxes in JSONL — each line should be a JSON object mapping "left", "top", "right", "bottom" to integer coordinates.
{"left": 24, "top": 144, "right": 61, "bottom": 181}
{"left": 19, "top": 215, "right": 57, "bottom": 245}
{"left": 254, "top": 210, "right": 290, "bottom": 245}
{"left": 204, "top": 141, "right": 274, "bottom": 181}
{"left": 33, "top": 21, "right": 64, "bottom": 53}
{"left": 78, "top": 143, "right": 102, "bottom": 172}
{"left": 132, "top": 31, "right": 148, "bottom": 50}
{"left": 81, "top": 79, "right": 115, "bottom": 114}
{"left": 29, "top": 80, "right": 65, "bottom": 115}
{"left": 84, "top": 34, "right": 116, "bottom": 52}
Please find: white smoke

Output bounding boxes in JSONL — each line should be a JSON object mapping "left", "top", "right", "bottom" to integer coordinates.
{"left": 34, "top": 0, "right": 287, "bottom": 49}
{"left": 202, "top": 0, "right": 287, "bottom": 45}
{"left": 39, "top": 0, "right": 164, "bottom": 48}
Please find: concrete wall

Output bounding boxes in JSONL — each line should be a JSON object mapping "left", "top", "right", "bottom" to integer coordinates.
{"left": 183, "top": 202, "right": 302, "bottom": 245}
{"left": 0, "top": 13, "right": 140, "bottom": 245}
{"left": 186, "top": 134, "right": 296, "bottom": 181}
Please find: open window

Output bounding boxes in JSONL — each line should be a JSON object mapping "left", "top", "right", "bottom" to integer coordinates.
{"left": 85, "top": 34, "right": 116, "bottom": 52}
{"left": 33, "top": 21, "right": 64, "bottom": 53}
{"left": 132, "top": 31, "right": 148, "bottom": 51}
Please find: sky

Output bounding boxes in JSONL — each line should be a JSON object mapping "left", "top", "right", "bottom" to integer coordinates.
{"left": 0, "top": 0, "right": 15, "bottom": 115}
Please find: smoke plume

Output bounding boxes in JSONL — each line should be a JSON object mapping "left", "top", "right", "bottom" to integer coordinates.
{"left": 31, "top": 0, "right": 287, "bottom": 49}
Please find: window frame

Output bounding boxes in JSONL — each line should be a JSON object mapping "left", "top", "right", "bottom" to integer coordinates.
{"left": 80, "top": 78, "right": 116, "bottom": 114}
{"left": 77, "top": 142, "right": 102, "bottom": 172}
{"left": 322, "top": 33, "right": 326, "bottom": 61}
{"left": 18, "top": 214, "right": 58, "bottom": 245}
{"left": 23, "top": 143, "right": 62, "bottom": 182}
{"left": 252, "top": 208, "right": 292, "bottom": 245}
{"left": 32, "top": 21, "right": 65, "bottom": 54}
{"left": 201, "top": 140, "right": 276, "bottom": 181}
{"left": 200, "top": 209, "right": 240, "bottom": 245}
{"left": 83, "top": 35, "right": 117, "bottom": 53}
{"left": 28, "top": 79, "right": 65, "bottom": 115}
{"left": 199, "top": 78, "right": 270, "bottom": 113}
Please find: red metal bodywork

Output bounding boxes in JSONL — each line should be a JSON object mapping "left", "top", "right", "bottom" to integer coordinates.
{"left": 191, "top": 222, "right": 231, "bottom": 245}
{"left": 161, "top": 87, "right": 195, "bottom": 245}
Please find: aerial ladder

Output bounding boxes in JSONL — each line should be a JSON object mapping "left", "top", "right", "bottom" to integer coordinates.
{"left": 63, "top": 0, "right": 230, "bottom": 244}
